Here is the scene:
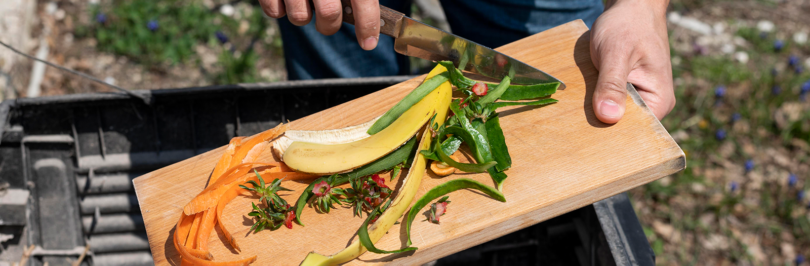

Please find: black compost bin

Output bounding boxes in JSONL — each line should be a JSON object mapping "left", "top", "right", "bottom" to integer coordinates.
{"left": 0, "top": 76, "right": 654, "bottom": 266}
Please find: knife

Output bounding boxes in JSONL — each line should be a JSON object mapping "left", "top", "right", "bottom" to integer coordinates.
{"left": 338, "top": 0, "right": 565, "bottom": 88}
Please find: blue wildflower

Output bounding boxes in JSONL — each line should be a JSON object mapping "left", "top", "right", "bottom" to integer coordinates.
{"left": 714, "top": 86, "right": 726, "bottom": 98}
{"left": 730, "top": 181, "right": 738, "bottom": 192}
{"left": 774, "top": 40, "right": 784, "bottom": 51}
{"left": 796, "top": 66, "right": 804, "bottom": 74}
{"left": 789, "top": 55, "right": 800, "bottom": 66}
{"left": 96, "top": 13, "right": 107, "bottom": 24}
{"left": 147, "top": 19, "right": 159, "bottom": 31}
{"left": 801, "top": 82, "right": 810, "bottom": 94}
{"left": 215, "top": 31, "right": 229, "bottom": 44}
{"left": 731, "top": 113, "right": 741, "bottom": 123}
{"left": 797, "top": 254, "right": 805, "bottom": 265}
{"left": 716, "top": 129, "right": 727, "bottom": 140}
{"left": 788, "top": 173, "right": 798, "bottom": 187}
{"left": 744, "top": 160, "right": 754, "bottom": 172}
{"left": 799, "top": 190, "right": 806, "bottom": 201}
{"left": 772, "top": 85, "right": 781, "bottom": 95}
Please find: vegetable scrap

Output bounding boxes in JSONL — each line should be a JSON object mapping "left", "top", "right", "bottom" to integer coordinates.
{"left": 171, "top": 61, "right": 559, "bottom": 265}
{"left": 427, "top": 196, "right": 451, "bottom": 224}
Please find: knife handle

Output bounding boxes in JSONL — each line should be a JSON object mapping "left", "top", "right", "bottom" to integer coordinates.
{"left": 339, "top": 0, "right": 404, "bottom": 37}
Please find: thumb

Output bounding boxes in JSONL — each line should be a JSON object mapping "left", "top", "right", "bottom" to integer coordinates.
{"left": 592, "top": 53, "right": 631, "bottom": 124}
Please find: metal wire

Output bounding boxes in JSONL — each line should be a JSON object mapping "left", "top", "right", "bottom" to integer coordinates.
{"left": 0, "top": 39, "right": 150, "bottom": 104}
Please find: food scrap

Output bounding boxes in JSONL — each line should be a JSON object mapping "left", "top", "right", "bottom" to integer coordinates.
{"left": 171, "top": 61, "right": 559, "bottom": 265}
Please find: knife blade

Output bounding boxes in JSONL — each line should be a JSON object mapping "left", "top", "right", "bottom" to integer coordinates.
{"left": 339, "top": 0, "right": 565, "bottom": 88}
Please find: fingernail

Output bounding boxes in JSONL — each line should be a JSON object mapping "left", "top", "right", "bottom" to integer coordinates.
{"left": 599, "top": 99, "right": 621, "bottom": 119}
{"left": 363, "top": 36, "right": 378, "bottom": 50}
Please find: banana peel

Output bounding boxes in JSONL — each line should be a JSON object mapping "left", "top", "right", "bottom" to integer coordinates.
{"left": 272, "top": 116, "right": 381, "bottom": 159}
{"left": 299, "top": 66, "right": 452, "bottom": 265}
{"left": 282, "top": 67, "right": 453, "bottom": 175}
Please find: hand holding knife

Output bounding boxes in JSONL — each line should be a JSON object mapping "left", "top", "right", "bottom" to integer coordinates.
{"left": 258, "top": 0, "right": 564, "bottom": 87}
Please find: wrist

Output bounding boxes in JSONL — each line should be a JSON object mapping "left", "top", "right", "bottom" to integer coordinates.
{"left": 606, "top": 0, "right": 669, "bottom": 17}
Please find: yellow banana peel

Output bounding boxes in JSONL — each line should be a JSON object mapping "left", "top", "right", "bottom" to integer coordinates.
{"left": 283, "top": 66, "right": 453, "bottom": 175}
{"left": 299, "top": 65, "right": 452, "bottom": 265}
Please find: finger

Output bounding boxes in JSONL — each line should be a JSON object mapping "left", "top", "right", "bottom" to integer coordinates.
{"left": 635, "top": 89, "right": 675, "bottom": 120}
{"left": 313, "top": 0, "right": 343, "bottom": 35}
{"left": 284, "top": 0, "right": 312, "bottom": 26}
{"left": 259, "top": 0, "right": 286, "bottom": 18}
{"left": 626, "top": 59, "right": 676, "bottom": 120}
{"left": 628, "top": 71, "right": 675, "bottom": 120}
{"left": 592, "top": 49, "right": 632, "bottom": 124}
{"left": 350, "top": 0, "right": 380, "bottom": 50}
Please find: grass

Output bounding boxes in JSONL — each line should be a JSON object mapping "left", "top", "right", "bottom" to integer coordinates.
{"left": 636, "top": 17, "right": 810, "bottom": 265}
{"left": 74, "top": 0, "right": 281, "bottom": 83}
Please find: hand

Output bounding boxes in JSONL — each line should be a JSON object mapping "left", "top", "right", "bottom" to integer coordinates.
{"left": 589, "top": 0, "right": 675, "bottom": 123}
{"left": 257, "top": 0, "right": 381, "bottom": 50}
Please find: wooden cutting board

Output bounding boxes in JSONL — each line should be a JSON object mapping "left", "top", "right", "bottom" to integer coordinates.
{"left": 133, "top": 19, "right": 684, "bottom": 265}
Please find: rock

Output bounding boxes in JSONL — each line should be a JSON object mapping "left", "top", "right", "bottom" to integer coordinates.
{"left": 659, "top": 176, "right": 672, "bottom": 186}
{"left": 746, "top": 171, "right": 763, "bottom": 190}
{"left": 220, "top": 4, "right": 235, "bottom": 17}
{"left": 668, "top": 11, "right": 681, "bottom": 23}
{"left": 794, "top": 32, "right": 808, "bottom": 44}
{"left": 45, "top": 2, "right": 57, "bottom": 14}
{"left": 702, "top": 234, "right": 730, "bottom": 251}
{"left": 774, "top": 102, "right": 803, "bottom": 129}
{"left": 675, "top": 17, "right": 712, "bottom": 35}
{"left": 804, "top": 58, "right": 810, "bottom": 69}
{"left": 713, "top": 22, "right": 726, "bottom": 35}
{"left": 54, "top": 9, "right": 65, "bottom": 20}
{"left": 260, "top": 68, "right": 273, "bottom": 79}
{"left": 757, "top": 20, "right": 775, "bottom": 33}
{"left": 238, "top": 20, "right": 250, "bottom": 35}
{"left": 653, "top": 220, "right": 680, "bottom": 242}
{"left": 691, "top": 183, "right": 706, "bottom": 193}
{"left": 781, "top": 243, "right": 796, "bottom": 262}
{"left": 721, "top": 43, "right": 735, "bottom": 54}
{"left": 735, "top": 51, "right": 749, "bottom": 64}
{"left": 740, "top": 139, "right": 756, "bottom": 156}
{"left": 104, "top": 76, "right": 116, "bottom": 86}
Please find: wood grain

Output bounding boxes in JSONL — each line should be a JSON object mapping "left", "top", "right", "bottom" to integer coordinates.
{"left": 133, "top": 20, "right": 684, "bottom": 265}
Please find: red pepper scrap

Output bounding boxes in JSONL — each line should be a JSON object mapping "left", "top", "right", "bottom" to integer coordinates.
{"left": 472, "top": 82, "right": 488, "bottom": 96}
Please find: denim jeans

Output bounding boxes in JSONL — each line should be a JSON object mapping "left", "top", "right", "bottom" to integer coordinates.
{"left": 277, "top": 0, "right": 604, "bottom": 80}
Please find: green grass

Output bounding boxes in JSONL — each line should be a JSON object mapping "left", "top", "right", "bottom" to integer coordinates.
{"left": 74, "top": 0, "right": 281, "bottom": 83}
{"left": 640, "top": 19, "right": 810, "bottom": 265}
